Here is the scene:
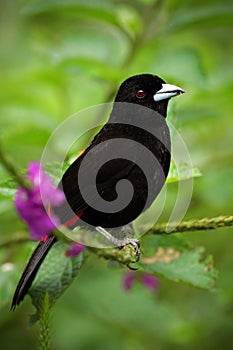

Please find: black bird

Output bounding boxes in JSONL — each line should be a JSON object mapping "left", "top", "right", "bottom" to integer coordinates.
{"left": 11, "top": 74, "right": 184, "bottom": 309}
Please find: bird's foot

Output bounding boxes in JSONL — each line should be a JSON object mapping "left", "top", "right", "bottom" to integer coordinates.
{"left": 95, "top": 226, "right": 140, "bottom": 263}
{"left": 118, "top": 238, "right": 140, "bottom": 262}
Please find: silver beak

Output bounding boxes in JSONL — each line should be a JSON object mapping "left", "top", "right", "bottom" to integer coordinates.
{"left": 154, "top": 83, "right": 185, "bottom": 102}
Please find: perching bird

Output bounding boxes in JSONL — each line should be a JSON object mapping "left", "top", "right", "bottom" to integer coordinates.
{"left": 11, "top": 74, "right": 184, "bottom": 309}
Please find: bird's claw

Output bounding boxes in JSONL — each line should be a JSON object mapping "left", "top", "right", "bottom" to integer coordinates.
{"left": 126, "top": 263, "right": 139, "bottom": 271}
{"left": 95, "top": 226, "right": 140, "bottom": 263}
{"left": 119, "top": 238, "right": 141, "bottom": 262}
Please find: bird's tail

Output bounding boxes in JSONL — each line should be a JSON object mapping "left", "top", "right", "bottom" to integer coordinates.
{"left": 11, "top": 235, "right": 56, "bottom": 310}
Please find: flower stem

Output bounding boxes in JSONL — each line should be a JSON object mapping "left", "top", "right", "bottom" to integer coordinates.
{"left": 148, "top": 215, "right": 233, "bottom": 235}
{"left": 38, "top": 293, "right": 51, "bottom": 350}
{"left": 0, "top": 140, "right": 31, "bottom": 189}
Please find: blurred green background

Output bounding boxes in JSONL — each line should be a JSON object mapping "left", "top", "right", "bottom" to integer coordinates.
{"left": 0, "top": 0, "right": 232, "bottom": 349}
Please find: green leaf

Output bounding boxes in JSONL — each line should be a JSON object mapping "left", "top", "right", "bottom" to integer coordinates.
{"left": 58, "top": 57, "right": 122, "bottom": 83}
{"left": 21, "top": 0, "right": 120, "bottom": 29}
{"left": 167, "top": 161, "right": 202, "bottom": 184}
{"left": 0, "top": 178, "right": 17, "bottom": 198}
{"left": 115, "top": 4, "right": 143, "bottom": 38}
{"left": 167, "top": 3, "right": 233, "bottom": 32}
{"left": 29, "top": 241, "right": 86, "bottom": 322}
{"left": 140, "top": 235, "right": 218, "bottom": 290}
{"left": 43, "top": 162, "right": 64, "bottom": 184}
{"left": 145, "top": 47, "right": 207, "bottom": 87}
{"left": 0, "top": 262, "right": 19, "bottom": 309}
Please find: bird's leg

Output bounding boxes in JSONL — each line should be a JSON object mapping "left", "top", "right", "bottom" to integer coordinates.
{"left": 95, "top": 226, "right": 140, "bottom": 262}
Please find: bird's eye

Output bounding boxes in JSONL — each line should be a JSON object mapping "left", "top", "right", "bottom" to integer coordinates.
{"left": 136, "top": 90, "right": 146, "bottom": 99}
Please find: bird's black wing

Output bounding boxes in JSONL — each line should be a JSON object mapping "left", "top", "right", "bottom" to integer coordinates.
{"left": 55, "top": 127, "right": 137, "bottom": 224}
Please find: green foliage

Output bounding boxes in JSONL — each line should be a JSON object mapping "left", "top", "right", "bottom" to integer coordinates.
{"left": 0, "top": 263, "right": 19, "bottom": 309}
{"left": 167, "top": 161, "right": 202, "bottom": 184}
{"left": 140, "top": 235, "right": 217, "bottom": 289}
{"left": 29, "top": 242, "right": 85, "bottom": 321}
{"left": 0, "top": 178, "right": 18, "bottom": 198}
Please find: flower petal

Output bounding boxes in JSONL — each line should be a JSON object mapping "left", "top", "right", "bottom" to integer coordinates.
{"left": 141, "top": 274, "right": 159, "bottom": 291}
{"left": 66, "top": 243, "right": 85, "bottom": 257}
{"left": 122, "top": 272, "right": 136, "bottom": 290}
{"left": 15, "top": 162, "right": 65, "bottom": 240}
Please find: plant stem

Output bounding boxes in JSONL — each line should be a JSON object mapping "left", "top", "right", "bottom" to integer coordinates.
{"left": 0, "top": 140, "right": 31, "bottom": 189}
{"left": 1, "top": 216, "right": 233, "bottom": 263}
{"left": 89, "top": 215, "right": 233, "bottom": 263}
{"left": 0, "top": 234, "right": 30, "bottom": 248}
{"left": 97, "top": 0, "right": 164, "bottom": 111}
{"left": 120, "top": 0, "right": 163, "bottom": 72}
{"left": 38, "top": 293, "right": 51, "bottom": 350}
{"left": 88, "top": 243, "right": 138, "bottom": 265}
{"left": 148, "top": 215, "right": 233, "bottom": 235}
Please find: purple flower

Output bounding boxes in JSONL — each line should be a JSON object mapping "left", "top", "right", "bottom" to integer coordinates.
{"left": 15, "top": 162, "right": 65, "bottom": 240}
{"left": 123, "top": 272, "right": 159, "bottom": 292}
{"left": 123, "top": 272, "right": 136, "bottom": 290}
{"left": 66, "top": 243, "right": 85, "bottom": 257}
{"left": 141, "top": 273, "right": 159, "bottom": 291}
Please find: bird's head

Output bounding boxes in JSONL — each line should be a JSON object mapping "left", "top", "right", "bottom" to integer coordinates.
{"left": 114, "top": 74, "right": 184, "bottom": 117}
